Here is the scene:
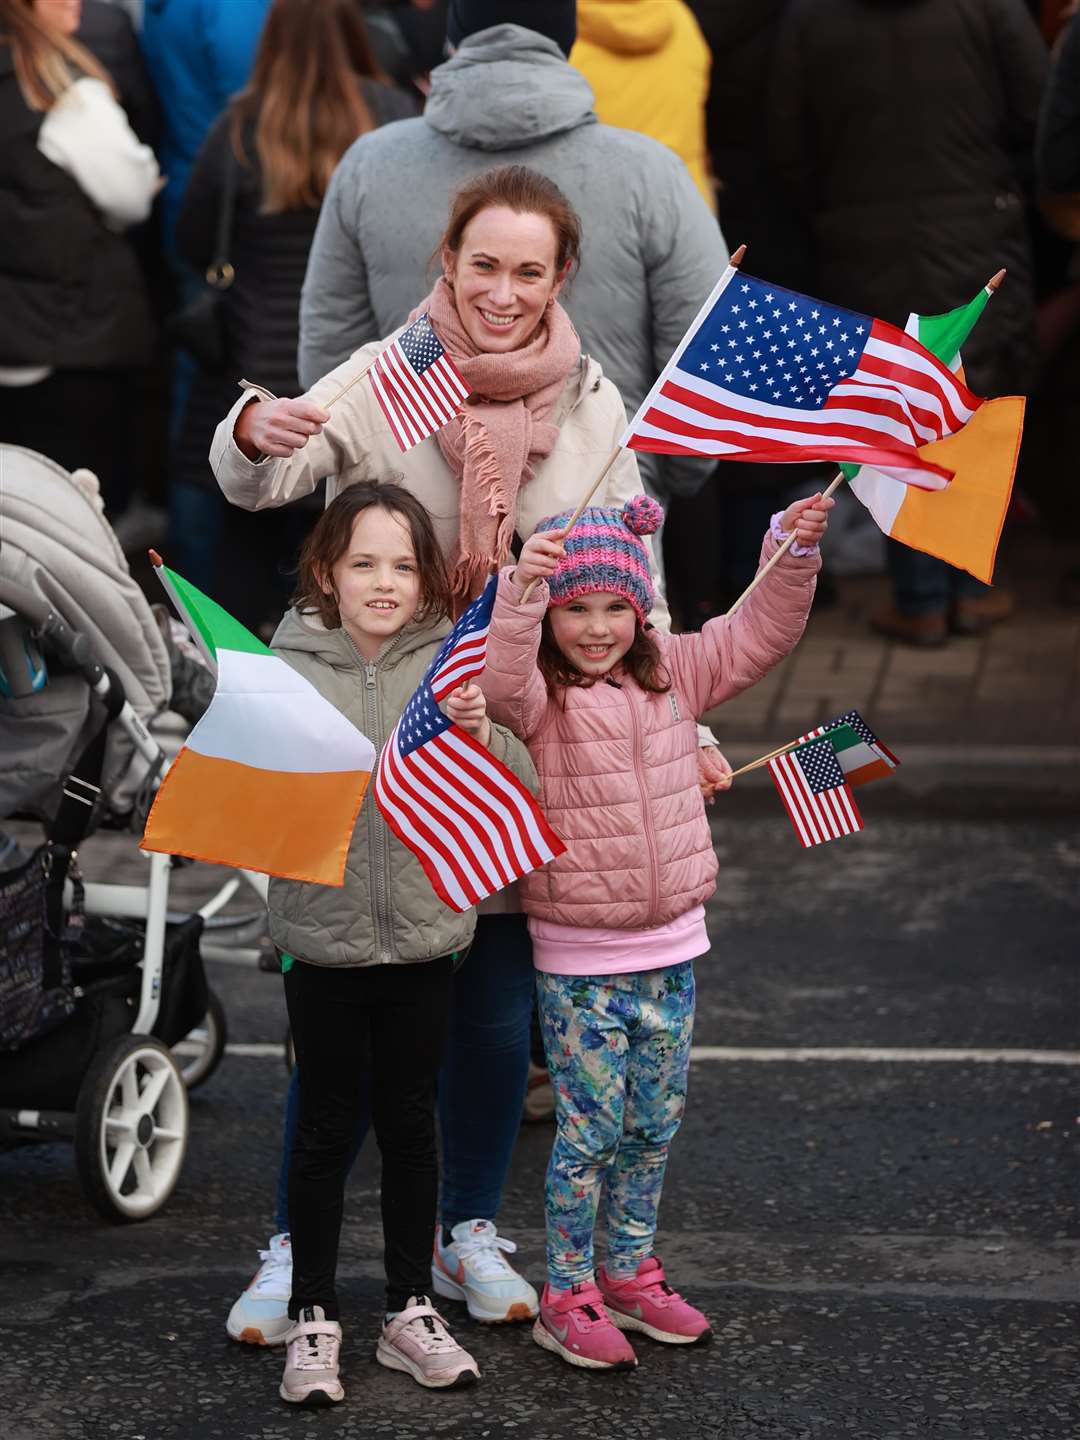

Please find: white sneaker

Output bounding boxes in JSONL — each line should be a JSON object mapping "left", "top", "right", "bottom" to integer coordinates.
{"left": 376, "top": 1295, "right": 479, "bottom": 1389}
{"left": 279, "top": 1305, "right": 344, "bottom": 1406}
{"left": 431, "top": 1220, "right": 539, "bottom": 1323}
{"left": 227, "top": 1232, "right": 293, "bottom": 1346}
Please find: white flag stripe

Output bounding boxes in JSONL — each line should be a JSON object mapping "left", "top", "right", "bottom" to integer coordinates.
{"left": 840, "top": 371, "right": 953, "bottom": 442}
{"left": 408, "top": 748, "right": 514, "bottom": 891}
{"left": 771, "top": 752, "right": 821, "bottom": 845}
{"left": 629, "top": 418, "right": 743, "bottom": 456}
{"left": 187, "top": 649, "right": 376, "bottom": 775}
{"left": 372, "top": 349, "right": 426, "bottom": 445}
{"left": 374, "top": 755, "right": 473, "bottom": 909}
{"left": 431, "top": 629, "right": 490, "bottom": 680}
{"left": 379, "top": 727, "right": 491, "bottom": 900}
{"left": 655, "top": 368, "right": 943, "bottom": 453}
{"left": 410, "top": 754, "right": 519, "bottom": 890}
{"left": 442, "top": 730, "right": 551, "bottom": 872}
{"left": 369, "top": 362, "right": 419, "bottom": 449}
{"left": 834, "top": 784, "right": 861, "bottom": 831}
{"left": 863, "top": 334, "right": 975, "bottom": 423}
{"left": 378, "top": 347, "right": 435, "bottom": 442}
{"left": 383, "top": 343, "right": 444, "bottom": 433}
{"left": 653, "top": 386, "right": 919, "bottom": 450}
{"left": 431, "top": 646, "right": 490, "bottom": 697}
{"left": 428, "top": 358, "right": 468, "bottom": 411}
{"left": 831, "top": 377, "right": 945, "bottom": 445}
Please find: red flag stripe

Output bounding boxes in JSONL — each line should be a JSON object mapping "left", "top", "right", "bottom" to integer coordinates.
{"left": 390, "top": 741, "right": 506, "bottom": 894}
{"left": 441, "top": 729, "right": 556, "bottom": 872}
{"left": 410, "top": 747, "right": 517, "bottom": 890}
{"left": 656, "top": 385, "right": 924, "bottom": 452}
{"left": 380, "top": 344, "right": 442, "bottom": 436}
{"left": 770, "top": 751, "right": 824, "bottom": 846}
{"left": 375, "top": 728, "right": 481, "bottom": 908}
{"left": 384, "top": 341, "right": 455, "bottom": 431}
{"left": 423, "top": 741, "right": 537, "bottom": 879}
{"left": 851, "top": 354, "right": 972, "bottom": 435}
{"left": 369, "top": 363, "right": 417, "bottom": 449}
{"left": 866, "top": 324, "right": 979, "bottom": 412}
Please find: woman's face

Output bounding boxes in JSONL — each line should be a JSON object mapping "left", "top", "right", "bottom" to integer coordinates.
{"left": 32, "top": 0, "right": 82, "bottom": 35}
{"left": 444, "top": 205, "right": 566, "bottom": 354}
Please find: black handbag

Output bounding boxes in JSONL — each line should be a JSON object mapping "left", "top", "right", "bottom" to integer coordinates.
{"left": 167, "top": 144, "right": 238, "bottom": 371}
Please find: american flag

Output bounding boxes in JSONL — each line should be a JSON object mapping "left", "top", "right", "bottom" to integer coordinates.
{"left": 798, "top": 709, "right": 899, "bottom": 786}
{"left": 622, "top": 268, "right": 981, "bottom": 487}
{"left": 369, "top": 314, "right": 471, "bottom": 453}
{"left": 768, "top": 739, "right": 864, "bottom": 848}
{"left": 373, "top": 577, "right": 565, "bottom": 912}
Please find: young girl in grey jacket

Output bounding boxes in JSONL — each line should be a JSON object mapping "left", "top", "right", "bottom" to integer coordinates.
{"left": 265, "top": 480, "right": 533, "bottom": 1408}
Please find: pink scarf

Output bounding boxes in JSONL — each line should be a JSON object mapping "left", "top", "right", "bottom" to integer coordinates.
{"left": 409, "top": 278, "right": 581, "bottom": 597}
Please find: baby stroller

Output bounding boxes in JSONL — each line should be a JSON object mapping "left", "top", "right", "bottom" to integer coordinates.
{"left": 0, "top": 446, "right": 266, "bottom": 1221}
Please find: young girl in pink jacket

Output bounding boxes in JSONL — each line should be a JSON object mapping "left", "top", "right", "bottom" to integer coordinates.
{"left": 481, "top": 489, "right": 833, "bottom": 1372}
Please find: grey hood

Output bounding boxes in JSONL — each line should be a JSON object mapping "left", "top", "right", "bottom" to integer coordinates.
{"left": 270, "top": 606, "right": 451, "bottom": 675}
{"left": 424, "top": 24, "right": 597, "bottom": 152}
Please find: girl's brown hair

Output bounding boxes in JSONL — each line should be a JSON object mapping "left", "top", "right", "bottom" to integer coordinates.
{"left": 292, "top": 481, "right": 452, "bottom": 630}
{"left": 538, "top": 618, "right": 671, "bottom": 698}
{"left": 2, "top": 0, "right": 112, "bottom": 110}
{"left": 438, "top": 165, "right": 583, "bottom": 278}
{"left": 230, "top": 0, "right": 382, "bottom": 214}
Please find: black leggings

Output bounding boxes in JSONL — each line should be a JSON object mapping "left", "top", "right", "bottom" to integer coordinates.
{"left": 284, "top": 956, "right": 454, "bottom": 1319}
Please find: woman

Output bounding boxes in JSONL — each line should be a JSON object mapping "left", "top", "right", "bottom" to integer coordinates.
{"left": 173, "top": 0, "right": 415, "bottom": 628}
{"left": 213, "top": 164, "right": 730, "bottom": 1348}
{"left": 0, "top": 0, "right": 159, "bottom": 512}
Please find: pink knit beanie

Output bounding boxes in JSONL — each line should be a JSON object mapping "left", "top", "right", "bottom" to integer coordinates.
{"left": 534, "top": 495, "right": 664, "bottom": 624}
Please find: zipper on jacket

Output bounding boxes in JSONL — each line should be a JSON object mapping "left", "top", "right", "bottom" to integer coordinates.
{"left": 346, "top": 634, "right": 400, "bottom": 965}
{"left": 624, "top": 687, "right": 660, "bottom": 918}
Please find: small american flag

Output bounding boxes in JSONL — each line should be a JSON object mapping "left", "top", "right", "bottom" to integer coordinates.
{"left": 622, "top": 267, "right": 981, "bottom": 487}
{"left": 768, "top": 739, "right": 863, "bottom": 848}
{"left": 369, "top": 314, "right": 471, "bottom": 453}
{"left": 373, "top": 577, "right": 565, "bottom": 912}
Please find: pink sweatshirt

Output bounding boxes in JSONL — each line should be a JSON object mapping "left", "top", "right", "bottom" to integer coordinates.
{"left": 480, "top": 528, "right": 819, "bottom": 938}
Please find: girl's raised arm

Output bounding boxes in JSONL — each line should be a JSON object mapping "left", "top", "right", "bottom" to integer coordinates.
{"left": 479, "top": 566, "right": 552, "bottom": 743}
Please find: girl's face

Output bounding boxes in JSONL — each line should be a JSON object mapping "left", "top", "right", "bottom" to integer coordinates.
{"left": 444, "top": 205, "right": 566, "bottom": 354}
{"left": 32, "top": 0, "right": 82, "bottom": 35}
{"left": 323, "top": 507, "right": 421, "bottom": 660}
{"left": 548, "top": 593, "right": 637, "bottom": 678}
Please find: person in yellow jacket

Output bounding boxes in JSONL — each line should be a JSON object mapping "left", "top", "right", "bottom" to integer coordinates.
{"left": 570, "top": 0, "right": 714, "bottom": 211}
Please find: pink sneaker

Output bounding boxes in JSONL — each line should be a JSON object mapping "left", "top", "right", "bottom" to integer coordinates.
{"left": 376, "top": 1296, "right": 480, "bottom": 1389}
{"left": 598, "top": 1256, "right": 712, "bottom": 1345}
{"left": 532, "top": 1282, "right": 637, "bottom": 1371}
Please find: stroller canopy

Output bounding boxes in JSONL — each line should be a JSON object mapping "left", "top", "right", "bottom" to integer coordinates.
{"left": 0, "top": 445, "right": 170, "bottom": 820}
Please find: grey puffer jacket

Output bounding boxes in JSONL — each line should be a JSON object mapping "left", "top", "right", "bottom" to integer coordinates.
{"left": 267, "top": 607, "right": 538, "bottom": 967}
{"left": 298, "top": 23, "right": 728, "bottom": 500}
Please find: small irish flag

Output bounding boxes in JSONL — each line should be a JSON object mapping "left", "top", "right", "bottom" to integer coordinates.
{"left": 843, "top": 285, "right": 1025, "bottom": 584}
{"left": 141, "top": 563, "right": 376, "bottom": 886}
{"left": 798, "top": 710, "right": 898, "bottom": 787}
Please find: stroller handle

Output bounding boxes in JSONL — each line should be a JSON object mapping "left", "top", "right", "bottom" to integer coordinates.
{"left": 0, "top": 577, "right": 107, "bottom": 690}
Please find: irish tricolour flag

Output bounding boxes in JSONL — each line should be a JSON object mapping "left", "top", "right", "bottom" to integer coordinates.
{"left": 141, "top": 564, "right": 375, "bottom": 886}
{"left": 844, "top": 286, "right": 1025, "bottom": 584}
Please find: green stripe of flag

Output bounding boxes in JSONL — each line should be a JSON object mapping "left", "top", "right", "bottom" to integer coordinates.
{"left": 160, "top": 565, "right": 270, "bottom": 661}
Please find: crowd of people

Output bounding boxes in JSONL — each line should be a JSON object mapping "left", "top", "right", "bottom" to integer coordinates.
{"left": 1, "top": 0, "right": 1078, "bottom": 1413}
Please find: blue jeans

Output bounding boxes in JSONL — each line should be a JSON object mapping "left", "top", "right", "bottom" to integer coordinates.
{"left": 275, "top": 913, "right": 535, "bottom": 1234}
{"left": 887, "top": 538, "right": 988, "bottom": 618}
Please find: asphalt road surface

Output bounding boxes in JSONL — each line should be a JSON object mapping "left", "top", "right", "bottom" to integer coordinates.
{"left": 2, "top": 787, "right": 1077, "bottom": 1440}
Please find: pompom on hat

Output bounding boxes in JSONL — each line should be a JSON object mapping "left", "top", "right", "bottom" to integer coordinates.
{"left": 534, "top": 495, "right": 664, "bottom": 625}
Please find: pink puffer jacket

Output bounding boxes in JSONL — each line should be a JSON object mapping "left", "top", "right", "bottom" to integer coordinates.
{"left": 481, "top": 530, "right": 819, "bottom": 929}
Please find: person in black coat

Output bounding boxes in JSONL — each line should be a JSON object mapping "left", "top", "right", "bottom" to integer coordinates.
{"left": 770, "top": 0, "right": 1048, "bottom": 644}
{"left": 173, "top": 0, "right": 415, "bottom": 630}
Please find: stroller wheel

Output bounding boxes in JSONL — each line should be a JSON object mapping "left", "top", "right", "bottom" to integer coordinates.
{"left": 75, "top": 1035, "right": 189, "bottom": 1223}
{"left": 172, "top": 987, "right": 228, "bottom": 1091}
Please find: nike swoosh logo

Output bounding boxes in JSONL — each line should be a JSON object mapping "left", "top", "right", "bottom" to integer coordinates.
{"left": 621, "top": 1303, "right": 643, "bottom": 1319}
{"left": 547, "top": 1319, "right": 570, "bottom": 1343}
{"left": 435, "top": 1250, "right": 465, "bottom": 1285}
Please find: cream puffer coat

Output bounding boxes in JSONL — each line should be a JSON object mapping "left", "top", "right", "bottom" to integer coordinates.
{"left": 480, "top": 533, "right": 819, "bottom": 930}
{"left": 209, "top": 348, "right": 672, "bottom": 633}
{"left": 268, "top": 607, "right": 537, "bottom": 967}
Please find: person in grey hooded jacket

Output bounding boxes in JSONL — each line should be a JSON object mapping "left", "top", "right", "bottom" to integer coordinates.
{"left": 298, "top": 19, "right": 728, "bottom": 504}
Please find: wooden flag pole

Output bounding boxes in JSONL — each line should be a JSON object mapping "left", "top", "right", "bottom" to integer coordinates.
{"left": 725, "top": 468, "right": 846, "bottom": 618}
{"left": 727, "top": 739, "right": 803, "bottom": 780}
{"left": 325, "top": 355, "right": 377, "bottom": 410}
{"left": 517, "top": 245, "right": 748, "bottom": 607}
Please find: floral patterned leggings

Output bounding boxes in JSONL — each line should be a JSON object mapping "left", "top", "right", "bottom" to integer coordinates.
{"left": 536, "top": 961, "right": 696, "bottom": 1288}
